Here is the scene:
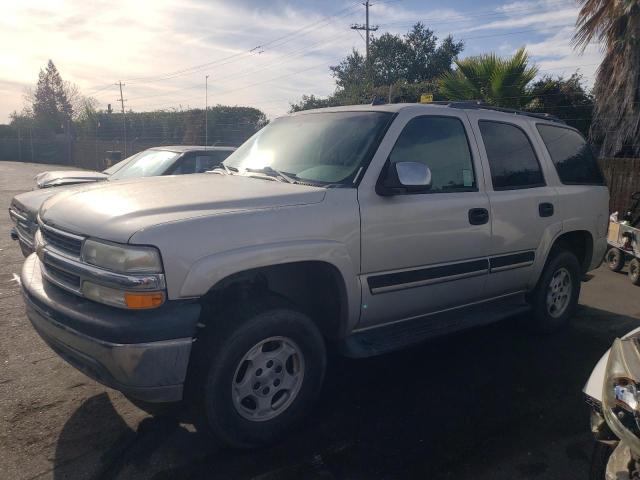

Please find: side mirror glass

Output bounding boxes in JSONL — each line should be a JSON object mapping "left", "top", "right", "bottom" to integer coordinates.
{"left": 377, "top": 161, "right": 432, "bottom": 196}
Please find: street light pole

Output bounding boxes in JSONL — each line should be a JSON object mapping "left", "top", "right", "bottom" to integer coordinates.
{"left": 205, "top": 75, "right": 209, "bottom": 149}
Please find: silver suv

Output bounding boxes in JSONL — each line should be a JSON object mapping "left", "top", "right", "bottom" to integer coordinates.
{"left": 20, "top": 103, "right": 609, "bottom": 447}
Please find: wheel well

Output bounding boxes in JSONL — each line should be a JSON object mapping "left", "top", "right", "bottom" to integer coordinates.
{"left": 550, "top": 230, "right": 594, "bottom": 273}
{"left": 200, "top": 262, "right": 348, "bottom": 340}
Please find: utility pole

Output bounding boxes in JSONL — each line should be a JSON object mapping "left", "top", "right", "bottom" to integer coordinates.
{"left": 116, "top": 81, "right": 127, "bottom": 156}
{"left": 351, "top": 1, "right": 378, "bottom": 64}
{"left": 205, "top": 75, "right": 209, "bottom": 149}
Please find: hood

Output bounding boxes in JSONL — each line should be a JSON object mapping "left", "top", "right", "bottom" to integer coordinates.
{"left": 13, "top": 187, "right": 65, "bottom": 219}
{"left": 12, "top": 182, "right": 105, "bottom": 219}
{"left": 35, "top": 170, "right": 108, "bottom": 188}
{"left": 40, "top": 174, "right": 326, "bottom": 243}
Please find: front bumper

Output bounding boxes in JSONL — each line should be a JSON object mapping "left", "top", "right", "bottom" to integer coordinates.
{"left": 21, "top": 254, "right": 201, "bottom": 402}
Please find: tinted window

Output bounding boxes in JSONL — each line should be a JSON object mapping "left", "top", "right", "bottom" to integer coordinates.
{"left": 388, "top": 116, "right": 475, "bottom": 192}
{"left": 536, "top": 124, "right": 604, "bottom": 185}
{"left": 479, "top": 121, "right": 545, "bottom": 190}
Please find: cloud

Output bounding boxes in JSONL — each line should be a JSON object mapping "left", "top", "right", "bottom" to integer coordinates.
{"left": 0, "top": 0, "right": 603, "bottom": 123}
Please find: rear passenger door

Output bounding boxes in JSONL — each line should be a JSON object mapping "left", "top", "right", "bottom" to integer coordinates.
{"left": 468, "top": 114, "right": 562, "bottom": 297}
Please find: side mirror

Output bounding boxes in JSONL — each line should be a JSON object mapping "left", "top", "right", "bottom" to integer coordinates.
{"left": 376, "top": 161, "right": 432, "bottom": 196}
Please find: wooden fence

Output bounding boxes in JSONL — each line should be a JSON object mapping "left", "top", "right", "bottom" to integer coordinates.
{"left": 599, "top": 158, "right": 640, "bottom": 214}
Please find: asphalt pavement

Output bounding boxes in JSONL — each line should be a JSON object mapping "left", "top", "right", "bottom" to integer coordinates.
{"left": 1, "top": 160, "right": 639, "bottom": 479}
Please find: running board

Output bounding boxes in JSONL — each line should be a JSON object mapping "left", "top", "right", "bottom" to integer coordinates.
{"left": 340, "top": 294, "right": 531, "bottom": 358}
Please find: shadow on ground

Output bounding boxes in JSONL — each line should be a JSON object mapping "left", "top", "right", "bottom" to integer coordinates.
{"left": 52, "top": 306, "right": 638, "bottom": 480}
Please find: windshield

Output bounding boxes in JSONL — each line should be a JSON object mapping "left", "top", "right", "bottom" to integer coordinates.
{"left": 223, "top": 112, "right": 393, "bottom": 185}
{"left": 102, "top": 151, "right": 144, "bottom": 175}
{"left": 108, "top": 149, "right": 181, "bottom": 181}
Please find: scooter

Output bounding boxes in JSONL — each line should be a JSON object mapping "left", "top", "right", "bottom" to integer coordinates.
{"left": 584, "top": 328, "right": 640, "bottom": 479}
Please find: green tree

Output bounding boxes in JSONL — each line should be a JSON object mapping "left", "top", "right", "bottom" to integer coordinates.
{"left": 573, "top": 0, "right": 640, "bottom": 157}
{"left": 439, "top": 47, "right": 538, "bottom": 108}
{"left": 331, "top": 23, "right": 463, "bottom": 89}
{"left": 289, "top": 94, "right": 341, "bottom": 113}
{"left": 527, "top": 74, "right": 594, "bottom": 135}
{"left": 31, "top": 60, "right": 73, "bottom": 134}
{"left": 292, "top": 23, "right": 461, "bottom": 112}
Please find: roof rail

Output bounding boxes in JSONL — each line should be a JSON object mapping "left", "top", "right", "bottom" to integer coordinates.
{"left": 431, "top": 100, "right": 565, "bottom": 124}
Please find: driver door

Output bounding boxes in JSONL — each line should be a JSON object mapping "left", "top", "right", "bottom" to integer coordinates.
{"left": 357, "top": 112, "right": 492, "bottom": 328}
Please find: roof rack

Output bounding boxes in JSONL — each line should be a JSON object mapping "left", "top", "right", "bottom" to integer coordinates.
{"left": 430, "top": 100, "right": 565, "bottom": 124}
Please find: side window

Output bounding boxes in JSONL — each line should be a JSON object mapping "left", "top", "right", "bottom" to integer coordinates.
{"left": 479, "top": 121, "right": 545, "bottom": 190}
{"left": 536, "top": 124, "right": 604, "bottom": 185}
{"left": 194, "top": 155, "right": 220, "bottom": 173}
{"left": 171, "top": 155, "right": 196, "bottom": 175}
{"left": 388, "top": 116, "right": 476, "bottom": 193}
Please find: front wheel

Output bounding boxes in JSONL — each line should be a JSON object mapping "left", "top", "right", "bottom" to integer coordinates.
{"left": 528, "top": 249, "right": 581, "bottom": 333}
{"left": 188, "top": 297, "right": 326, "bottom": 448}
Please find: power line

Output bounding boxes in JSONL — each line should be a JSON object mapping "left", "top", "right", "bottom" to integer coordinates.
{"left": 121, "top": 2, "right": 362, "bottom": 86}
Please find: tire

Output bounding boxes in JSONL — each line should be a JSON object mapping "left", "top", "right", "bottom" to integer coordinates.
{"left": 629, "top": 258, "right": 640, "bottom": 285}
{"left": 187, "top": 295, "right": 326, "bottom": 448}
{"left": 589, "top": 441, "right": 614, "bottom": 480}
{"left": 605, "top": 248, "right": 625, "bottom": 272}
{"left": 528, "top": 249, "right": 581, "bottom": 333}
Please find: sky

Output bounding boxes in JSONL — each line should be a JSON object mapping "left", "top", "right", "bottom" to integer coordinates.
{"left": 0, "top": 0, "right": 604, "bottom": 123}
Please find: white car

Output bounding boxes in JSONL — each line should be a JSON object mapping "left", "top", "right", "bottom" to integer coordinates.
{"left": 9, "top": 146, "right": 235, "bottom": 255}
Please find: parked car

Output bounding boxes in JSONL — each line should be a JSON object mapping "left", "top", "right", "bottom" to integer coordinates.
{"left": 33, "top": 157, "right": 132, "bottom": 189}
{"left": 9, "top": 146, "right": 235, "bottom": 256}
{"left": 21, "top": 103, "right": 608, "bottom": 447}
{"left": 584, "top": 328, "right": 640, "bottom": 479}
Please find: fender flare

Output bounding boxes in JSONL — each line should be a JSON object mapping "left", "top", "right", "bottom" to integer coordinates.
{"left": 180, "top": 239, "right": 361, "bottom": 333}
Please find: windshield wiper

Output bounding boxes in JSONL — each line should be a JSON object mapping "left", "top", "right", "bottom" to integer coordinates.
{"left": 244, "top": 166, "right": 297, "bottom": 184}
{"left": 221, "top": 164, "right": 239, "bottom": 174}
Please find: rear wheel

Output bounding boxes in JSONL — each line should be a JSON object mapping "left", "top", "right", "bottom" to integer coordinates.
{"left": 629, "top": 258, "right": 640, "bottom": 285}
{"left": 605, "top": 248, "right": 625, "bottom": 272}
{"left": 188, "top": 296, "right": 326, "bottom": 448}
{"left": 528, "top": 249, "right": 581, "bottom": 333}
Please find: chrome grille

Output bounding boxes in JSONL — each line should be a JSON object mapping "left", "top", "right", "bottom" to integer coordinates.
{"left": 40, "top": 223, "right": 84, "bottom": 257}
{"left": 42, "top": 262, "right": 81, "bottom": 290}
{"left": 9, "top": 206, "right": 37, "bottom": 248}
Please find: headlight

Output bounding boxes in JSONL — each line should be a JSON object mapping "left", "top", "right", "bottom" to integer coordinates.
{"left": 82, "top": 281, "right": 165, "bottom": 309}
{"left": 602, "top": 338, "right": 640, "bottom": 456}
{"left": 82, "top": 239, "right": 163, "bottom": 274}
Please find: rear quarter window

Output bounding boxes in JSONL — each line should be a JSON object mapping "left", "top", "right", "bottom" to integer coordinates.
{"left": 536, "top": 124, "right": 604, "bottom": 185}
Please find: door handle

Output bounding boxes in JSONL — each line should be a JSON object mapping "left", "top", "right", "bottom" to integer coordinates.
{"left": 539, "top": 202, "right": 554, "bottom": 217}
{"left": 469, "top": 208, "right": 489, "bottom": 225}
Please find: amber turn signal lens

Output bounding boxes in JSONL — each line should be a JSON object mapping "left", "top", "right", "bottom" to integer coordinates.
{"left": 124, "top": 291, "right": 165, "bottom": 309}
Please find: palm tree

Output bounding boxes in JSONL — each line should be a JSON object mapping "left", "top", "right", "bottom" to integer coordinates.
{"left": 573, "top": 0, "right": 640, "bottom": 157}
{"left": 438, "top": 47, "right": 538, "bottom": 109}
